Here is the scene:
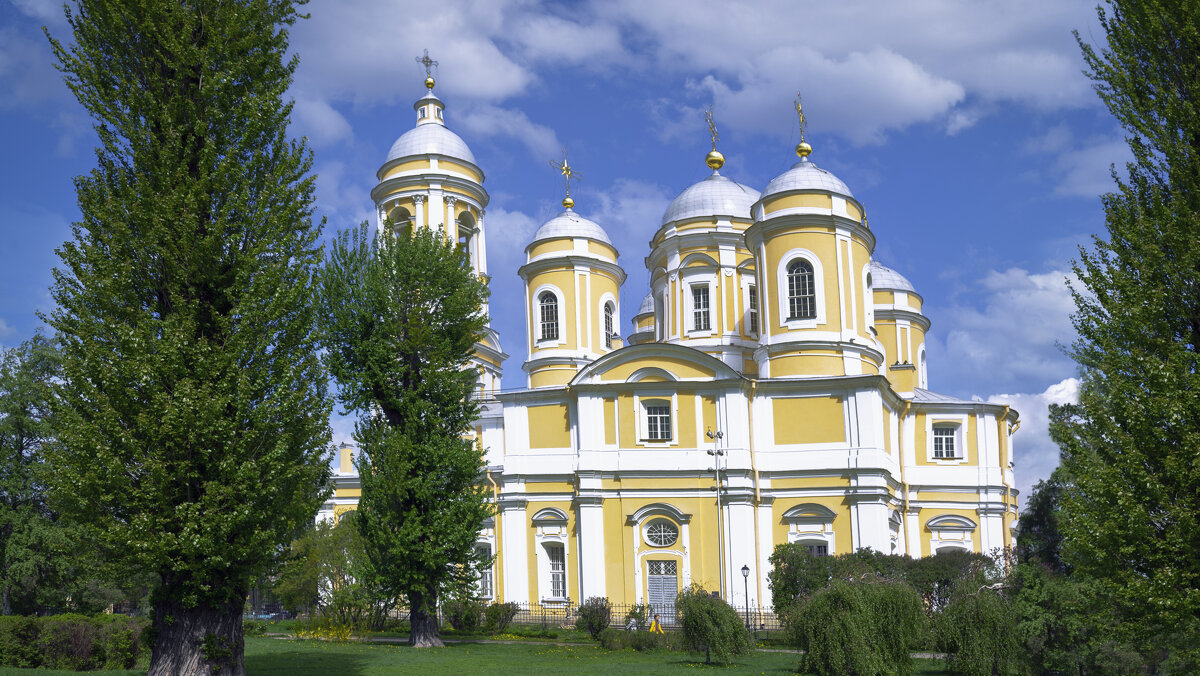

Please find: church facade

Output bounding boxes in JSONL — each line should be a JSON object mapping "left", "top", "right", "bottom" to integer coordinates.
{"left": 319, "top": 75, "right": 1020, "bottom": 616}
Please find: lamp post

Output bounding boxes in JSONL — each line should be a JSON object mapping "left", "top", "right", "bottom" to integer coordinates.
{"left": 740, "top": 565, "right": 750, "bottom": 629}
{"left": 706, "top": 430, "right": 725, "bottom": 599}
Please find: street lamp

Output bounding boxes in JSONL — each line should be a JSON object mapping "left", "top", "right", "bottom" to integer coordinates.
{"left": 740, "top": 565, "right": 750, "bottom": 629}
{"left": 706, "top": 430, "right": 726, "bottom": 599}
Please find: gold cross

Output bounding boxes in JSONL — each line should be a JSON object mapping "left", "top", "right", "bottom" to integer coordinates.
{"left": 795, "top": 92, "right": 807, "bottom": 143}
{"left": 415, "top": 49, "right": 438, "bottom": 78}
{"left": 550, "top": 147, "right": 582, "bottom": 198}
{"left": 705, "top": 105, "right": 719, "bottom": 151}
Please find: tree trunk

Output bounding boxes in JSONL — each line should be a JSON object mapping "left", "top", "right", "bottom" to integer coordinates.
{"left": 408, "top": 588, "right": 443, "bottom": 648}
{"left": 148, "top": 597, "right": 244, "bottom": 676}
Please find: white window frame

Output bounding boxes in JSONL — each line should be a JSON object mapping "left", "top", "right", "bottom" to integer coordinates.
{"left": 927, "top": 515, "right": 977, "bottom": 554}
{"left": 775, "top": 249, "right": 827, "bottom": 329}
{"left": 926, "top": 414, "right": 968, "bottom": 464}
{"left": 546, "top": 542, "right": 567, "bottom": 600}
{"left": 475, "top": 542, "right": 494, "bottom": 600}
{"left": 683, "top": 273, "right": 717, "bottom": 337}
{"left": 532, "top": 508, "right": 570, "bottom": 604}
{"left": 746, "top": 283, "right": 759, "bottom": 336}
{"left": 634, "top": 393, "right": 678, "bottom": 447}
{"left": 782, "top": 503, "right": 837, "bottom": 554}
{"left": 643, "top": 518, "right": 679, "bottom": 548}
{"left": 531, "top": 284, "right": 565, "bottom": 347}
{"left": 598, "top": 292, "right": 618, "bottom": 350}
{"left": 691, "top": 284, "right": 711, "bottom": 332}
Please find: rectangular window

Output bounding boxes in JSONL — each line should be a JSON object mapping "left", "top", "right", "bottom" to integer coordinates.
{"left": 692, "top": 285, "right": 710, "bottom": 332}
{"left": 548, "top": 545, "right": 566, "bottom": 598}
{"left": 803, "top": 543, "right": 829, "bottom": 556}
{"left": 646, "top": 405, "right": 672, "bottom": 441}
{"left": 748, "top": 285, "right": 759, "bottom": 335}
{"left": 933, "top": 426, "right": 958, "bottom": 459}
{"left": 476, "top": 544, "right": 493, "bottom": 598}
{"left": 539, "top": 295, "right": 558, "bottom": 341}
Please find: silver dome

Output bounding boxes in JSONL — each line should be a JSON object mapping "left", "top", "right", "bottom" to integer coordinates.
{"left": 636, "top": 293, "right": 654, "bottom": 315}
{"left": 662, "top": 173, "right": 758, "bottom": 225}
{"left": 385, "top": 124, "right": 477, "bottom": 165}
{"left": 530, "top": 209, "right": 614, "bottom": 246}
{"left": 869, "top": 261, "right": 916, "bottom": 293}
{"left": 761, "top": 157, "right": 853, "bottom": 199}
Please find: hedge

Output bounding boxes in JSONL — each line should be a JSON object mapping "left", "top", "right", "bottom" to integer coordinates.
{"left": 0, "top": 614, "right": 147, "bottom": 670}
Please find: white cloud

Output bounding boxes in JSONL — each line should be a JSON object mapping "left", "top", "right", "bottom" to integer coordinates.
{"left": 329, "top": 412, "right": 358, "bottom": 448}
{"left": 457, "top": 104, "right": 561, "bottom": 161}
{"left": 928, "top": 268, "right": 1078, "bottom": 396}
{"left": 582, "top": 178, "right": 672, "bottom": 246}
{"left": 506, "top": 13, "right": 624, "bottom": 64}
{"left": 1051, "top": 139, "right": 1130, "bottom": 198}
{"left": 480, "top": 205, "right": 541, "bottom": 273}
{"left": 0, "top": 317, "right": 14, "bottom": 339}
{"left": 313, "top": 161, "right": 373, "bottom": 230}
{"left": 989, "top": 378, "right": 1079, "bottom": 509}
{"left": 11, "top": 0, "right": 69, "bottom": 26}
{"left": 292, "top": 98, "right": 353, "bottom": 147}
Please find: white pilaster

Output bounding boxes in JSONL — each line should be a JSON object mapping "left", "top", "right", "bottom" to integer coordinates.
{"left": 413, "top": 194, "right": 426, "bottom": 230}
{"left": 500, "top": 499, "right": 529, "bottom": 602}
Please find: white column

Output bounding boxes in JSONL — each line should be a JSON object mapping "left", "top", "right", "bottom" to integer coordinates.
{"left": 429, "top": 186, "right": 444, "bottom": 231}
{"left": 412, "top": 194, "right": 426, "bottom": 230}
{"left": 576, "top": 494, "right": 606, "bottom": 599}
{"left": 476, "top": 209, "right": 489, "bottom": 277}
{"left": 501, "top": 498, "right": 530, "bottom": 602}
{"left": 755, "top": 498, "right": 775, "bottom": 613}
{"left": 445, "top": 195, "right": 458, "bottom": 241}
{"left": 726, "top": 499, "right": 756, "bottom": 613}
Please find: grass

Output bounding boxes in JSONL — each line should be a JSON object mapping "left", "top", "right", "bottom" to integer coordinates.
{"left": 0, "top": 636, "right": 955, "bottom": 675}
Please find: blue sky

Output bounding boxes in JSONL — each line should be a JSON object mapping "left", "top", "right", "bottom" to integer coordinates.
{"left": 0, "top": 0, "right": 1126, "bottom": 504}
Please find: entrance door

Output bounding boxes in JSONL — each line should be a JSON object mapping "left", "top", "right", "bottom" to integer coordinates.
{"left": 647, "top": 560, "right": 678, "bottom": 625}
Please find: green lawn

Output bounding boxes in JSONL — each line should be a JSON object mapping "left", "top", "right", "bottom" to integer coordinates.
{"left": 0, "top": 636, "right": 955, "bottom": 675}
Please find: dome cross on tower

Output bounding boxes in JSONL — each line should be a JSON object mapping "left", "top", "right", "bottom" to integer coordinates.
{"left": 550, "top": 147, "right": 582, "bottom": 209}
{"left": 794, "top": 92, "right": 812, "bottom": 158}
{"left": 415, "top": 49, "right": 439, "bottom": 89}
{"left": 704, "top": 105, "right": 725, "bottom": 171}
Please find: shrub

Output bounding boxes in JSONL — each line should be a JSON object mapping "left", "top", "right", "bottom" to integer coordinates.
{"left": 242, "top": 619, "right": 268, "bottom": 636}
{"left": 937, "top": 577, "right": 1022, "bottom": 676}
{"left": 443, "top": 598, "right": 485, "bottom": 632}
{"left": 483, "top": 602, "right": 519, "bottom": 634}
{"left": 787, "top": 580, "right": 927, "bottom": 676}
{"left": 0, "top": 616, "right": 41, "bottom": 668}
{"left": 598, "top": 627, "right": 678, "bottom": 652}
{"left": 675, "top": 584, "right": 751, "bottom": 666}
{"left": 38, "top": 613, "right": 98, "bottom": 671}
{"left": 92, "top": 614, "right": 146, "bottom": 669}
{"left": 575, "top": 597, "right": 611, "bottom": 640}
{"left": 624, "top": 602, "right": 652, "bottom": 631}
{"left": 907, "top": 549, "right": 990, "bottom": 611}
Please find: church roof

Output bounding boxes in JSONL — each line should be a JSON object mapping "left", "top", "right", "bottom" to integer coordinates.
{"left": 386, "top": 124, "right": 477, "bottom": 165}
{"left": 911, "top": 388, "right": 976, "bottom": 405}
{"left": 761, "top": 157, "right": 853, "bottom": 199}
{"left": 870, "top": 261, "right": 917, "bottom": 293}
{"left": 636, "top": 293, "right": 654, "bottom": 315}
{"left": 530, "top": 209, "right": 613, "bottom": 246}
{"left": 662, "top": 172, "right": 758, "bottom": 225}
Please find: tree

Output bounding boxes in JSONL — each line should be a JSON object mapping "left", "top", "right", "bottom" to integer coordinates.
{"left": 674, "top": 584, "right": 752, "bottom": 666}
{"left": 1015, "top": 438, "right": 1071, "bottom": 573}
{"left": 45, "top": 1, "right": 331, "bottom": 673}
{"left": 318, "top": 223, "right": 491, "bottom": 648}
{"left": 1058, "top": 0, "right": 1200, "bottom": 664}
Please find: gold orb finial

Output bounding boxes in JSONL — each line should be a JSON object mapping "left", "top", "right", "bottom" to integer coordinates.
{"left": 706, "top": 150, "right": 725, "bottom": 170}
{"left": 795, "top": 141, "right": 812, "bottom": 158}
{"left": 562, "top": 196, "right": 575, "bottom": 209}
{"left": 425, "top": 76, "right": 435, "bottom": 89}
{"left": 703, "top": 105, "right": 725, "bottom": 171}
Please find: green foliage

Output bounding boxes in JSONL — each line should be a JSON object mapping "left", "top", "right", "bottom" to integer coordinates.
{"left": 242, "top": 619, "right": 268, "bottom": 636}
{"left": 575, "top": 597, "right": 612, "bottom": 640}
{"left": 905, "top": 550, "right": 989, "bottom": 611}
{"left": 1015, "top": 466, "right": 1070, "bottom": 572}
{"left": 444, "top": 597, "right": 485, "bottom": 632}
{"left": 292, "top": 513, "right": 396, "bottom": 631}
{"left": 937, "top": 577, "right": 1022, "bottom": 676}
{"left": 624, "top": 602, "right": 652, "bottom": 631}
{"left": 317, "top": 223, "right": 491, "bottom": 646}
{"left": 1010, "top": 561, "right": 1145, "bottom": 676}
{"left": 1055, "top": 0, "right": 1200, "bottom": 665}
{"left": 0, "top": 613, "right": 146, "bottom": 670}
{"left": 787, "top": 580, "right": 927, "bottom": 676}
{"left": 43, "top": 3, "right": 332, "bottom": 667}
{"left": 483, "top": 602, "right": 519, "bottom": 634}
{"left": 767, "top": 544, "right": 834, "bottom": 611}
{"left": 598, "top": 627, "right": 679, "bottom": 652}
{"left": 674, "top": 584, "right": 751, "bottom": 666}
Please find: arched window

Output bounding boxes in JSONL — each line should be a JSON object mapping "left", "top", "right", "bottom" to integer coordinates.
{"left": 787, "top": 260, "right": 816, "bottom": 320}
{"left": 388, "top": 207, "right": 413, "bottom": 239}
{"left": 538, "top": 292, "right": 558, "bottom": 342}
{"left": 456, "top": 212, "right": 475, "bottom": 257}
{"left": 604, "top": 302, "right": 615, "bottom": 349}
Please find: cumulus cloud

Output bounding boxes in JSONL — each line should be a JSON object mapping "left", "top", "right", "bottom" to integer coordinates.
{"left": 1022, "top": 124, "right": 1131, "bottom": 198}
{"left": 989, "top": 378, "right": 1079, "bottom": 509}
{"left": 293, "top": 98, "right": 353, "bottom": 147}
{"left": 0, "top": 317, "right": 14, "bottom": 339}
{"left": 583, "top": 178, "right": 672, "bottom": 245}
{"left": 457, "top": 104, "right": 561, "bottom": 161}
{"left": 313, "top": 161, "right": 373, "bottom": 231}
{"left": 481, "top": 206, "right": 541, "bottom": 273}
{"left": 928, "top": 268, "right": 1078, "bottom": 396}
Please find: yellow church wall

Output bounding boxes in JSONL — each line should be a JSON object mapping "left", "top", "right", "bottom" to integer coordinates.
{"left": 333, "top": 488, "right": 361, "bottom": 498}
{"left": 603, "top": 398, "right": 616, "bottom": 445}
{"left": 769, "top": 352, "right": 845, "bottom": 377}
{"left": 917, "top": 507, "right": 981, "bottom": 557}
{"left": 762, "top": 229, "right": 842, "bottom": 335}
{"left": 528, "top": 239, "right": 575, "bottom": 258}
{"left": 587, "top": 241, "right": 617, "bottom": 259}
{"left": 881, "top": 406, "right": 892, "bottom": 454}
{"left": 617, "top": 393, "right": 636, "bottom": 448}
{"left": 609, "top": 476, "right": 709, "bottom": 491}
{"left": 529, "top": 368, "right": 575, "bottom": 388}
{"left": 917, "top": 491, "right": 979, "bottom": 502}
{"left": 525, "top": 482, "right": 574, "bottom": 495}
{"left": 527, "top": 405, "right": 571, "bottom": 449}
{"left": 381, "top": 160, "right": 431, "bottom": 179}
{"left": 439, "top": 159, "right": 483, "bottom": 182}
{"left": 677, "top": 394, "right": 698, "bottom": 448}
{"left": 845, "top": 201, "right": 863, "bottom": 222}
{"left": 527, "top": 270, "right": 579, "bottom": 352}
{"left": 701, "top": 395, "right": 716, "bottom": 436}
{"left": 590, "top": 272, "right": 621, "bottom": 351}
{"left": 770, "top": 475, "right": 851, "bottom": 490}
{"left": 600, "top": 356, "right": 716, "bottom": 382}
{"left": 772, "top": 396, "right": 845, "bottom": 445}
{"left": 771, "top": 497, "right": 854, "bottom": 555}
{"left": 762, "top": 193, "right": 833, "bottom": 213}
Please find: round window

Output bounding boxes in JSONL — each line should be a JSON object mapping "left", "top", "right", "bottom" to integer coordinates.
{"left": 645, "top": 519, "right": 678, "bottom": 547}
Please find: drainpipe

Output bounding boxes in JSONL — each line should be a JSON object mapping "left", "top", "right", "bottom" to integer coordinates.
{"left": 486, "top": 469, "right": 503, "bottom": 602}
{"left": 898, "top": 400, "right": 912, "bottom": 556}
{"left": 747, "top": 380, "right": 764, "bottom": 622}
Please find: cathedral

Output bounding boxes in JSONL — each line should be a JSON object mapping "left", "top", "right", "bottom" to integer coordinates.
{"left": 319, "top": 70, "right": 1020, "bottom": 617}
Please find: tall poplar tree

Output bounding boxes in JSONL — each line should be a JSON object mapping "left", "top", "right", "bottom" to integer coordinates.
{"left": 45, "top": 2, "right": 331, "bottom": 673}
{"left": 318, "top": 223, "right": 491, "bottom": 648}
{"left": 1060, "top": 0, "right": 1200, "bottom": 661}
